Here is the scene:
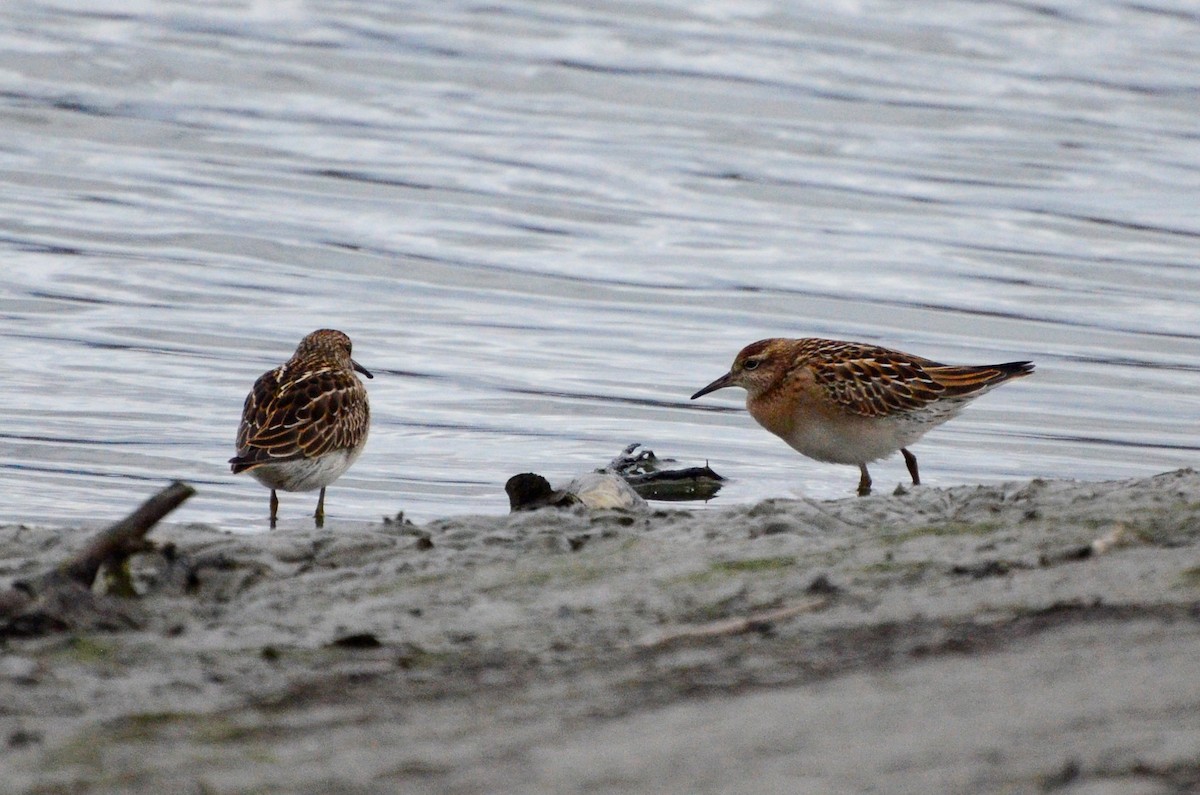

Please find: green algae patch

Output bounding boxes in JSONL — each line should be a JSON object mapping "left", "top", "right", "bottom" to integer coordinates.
{"left": 63, "top": 635, "right": 117, "bottom": 664}
{"left": 711, "top": 556, "right": 797, "bottom": 574}
{"left": 1178, "top": 566, "right": 1200, "bottom": 589}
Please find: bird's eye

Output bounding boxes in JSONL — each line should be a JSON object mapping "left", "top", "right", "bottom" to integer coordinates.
{"left": 743, "top": 359, "right": 761, "bottom": 371}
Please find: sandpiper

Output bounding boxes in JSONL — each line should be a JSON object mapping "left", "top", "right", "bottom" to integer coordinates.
{"left": 230, "top": 329, "right": 372, "bottom": 527}
{"left": 691, "top": 337, "right": 1032, "bottom": 496}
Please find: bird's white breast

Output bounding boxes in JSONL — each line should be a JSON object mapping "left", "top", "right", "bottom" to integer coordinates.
{"left": 248, "top": 447, "right": 363, "bottom": 492}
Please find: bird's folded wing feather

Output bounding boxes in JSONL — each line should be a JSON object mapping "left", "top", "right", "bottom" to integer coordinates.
{"left": 808, "top": 345, "right": 947, "bottom": 418}
{"left": 235, "top": 367, "right": 368, "bottom": 464}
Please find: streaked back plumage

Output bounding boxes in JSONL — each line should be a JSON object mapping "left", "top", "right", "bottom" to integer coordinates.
{"left": 231, "top": 329, "right": 370, "bottom": 475}
{"left": 793, "top": 338, "right": 1033, "bottom": 418}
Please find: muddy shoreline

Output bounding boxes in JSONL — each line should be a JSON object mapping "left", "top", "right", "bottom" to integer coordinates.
{"left": 3, "top": 470, "right": 1199, "bottom": 794}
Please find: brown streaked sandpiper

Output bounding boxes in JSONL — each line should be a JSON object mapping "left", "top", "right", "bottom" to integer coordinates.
{"left": 230, "top": 329, "right": 372, "bottom": 527}
{"left": 691, "top": 337, "right": 1032, "bottom": 496}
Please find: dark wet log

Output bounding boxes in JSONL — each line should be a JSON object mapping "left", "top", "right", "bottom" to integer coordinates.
{"left": 619, "top": 465, "right": 726, "bottom": 501}
{"left": 607, "top": 443, "right": 725, "bottom": 501}
{"left": 505, "top": 473, "right": 580, "bottom": 511}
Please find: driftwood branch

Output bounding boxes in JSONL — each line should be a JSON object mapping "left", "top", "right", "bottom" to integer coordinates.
{"left": 635, "top": 598, "right": 829, "bottom": 649}
{"left": 0, "top": 481, "right": 195, "bottom": 631}
{"left": 50, "top": 480, "right": 196, "bottom": 588}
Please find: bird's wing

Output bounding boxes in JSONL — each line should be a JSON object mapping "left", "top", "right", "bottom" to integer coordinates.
{"left": 806, "top": 341, "right": 948, "bottom": 418}
{"left": 234, "top": 366, "right": 369, "bottom": 467}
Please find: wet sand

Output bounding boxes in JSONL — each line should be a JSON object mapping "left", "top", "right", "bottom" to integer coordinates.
{"left": 3, "top": 470, "right": 1199, "bottom": 794}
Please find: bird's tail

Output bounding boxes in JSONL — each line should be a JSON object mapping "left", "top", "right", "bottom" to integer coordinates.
{"left": 930, "top": 360, "right": 1034, "bottom": 397}
{"left": 229, "top": 455, "right": 258, "bottom": 475}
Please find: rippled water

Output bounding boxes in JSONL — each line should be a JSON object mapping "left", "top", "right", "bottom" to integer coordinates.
{"left": 2, "top": 0, "right": 1197, "bottom": 529}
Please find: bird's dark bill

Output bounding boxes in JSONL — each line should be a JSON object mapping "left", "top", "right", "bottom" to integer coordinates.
{"left": 691, "top": 371, "right": 735, "bottom": 400}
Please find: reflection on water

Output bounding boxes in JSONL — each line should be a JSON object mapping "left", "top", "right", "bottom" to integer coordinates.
{"left": 0, "top": 0, "right": 1197, "bottom": 528}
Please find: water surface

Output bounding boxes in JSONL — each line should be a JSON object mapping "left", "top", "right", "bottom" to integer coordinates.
{"left": 1, "top": 0, "right": 1197, "bottom": 528}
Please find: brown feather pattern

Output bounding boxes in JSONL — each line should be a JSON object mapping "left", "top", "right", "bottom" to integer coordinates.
{"left": 793, "top": 339, "right": 1030, "bottom": 418}
{"left": 231, "top": 330, "right": 370, "bottom": 474}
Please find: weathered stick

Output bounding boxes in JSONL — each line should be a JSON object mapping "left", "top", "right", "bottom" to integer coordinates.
{"left": 0, "top": 481, "right": 195, "bottom": 622}
{"left": 50, "top": 480, "right": 196, "bottom": 588}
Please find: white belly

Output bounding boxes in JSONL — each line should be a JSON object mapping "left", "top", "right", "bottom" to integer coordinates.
{"left": 248, "top": 448, "right": 362, "bottom": 492}
{"left": 771, "top": 400, "right": 970, "bottom": 465}
{"left": 778, "top": 420, "right": 902, "bottom": 464}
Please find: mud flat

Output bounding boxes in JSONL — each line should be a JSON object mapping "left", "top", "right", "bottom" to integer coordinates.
{"left": 2, "top": 470, "right": 1199, "bottom": 794}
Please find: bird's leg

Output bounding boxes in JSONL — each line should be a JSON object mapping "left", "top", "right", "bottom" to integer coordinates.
{"left": 857, "top": 464, "right": 872, "bottom": 496}
{"left": 314, "top": 487, "right": 326, "bottom": 528}
{"left": 269, "top": 489, "right": 279, "bottom": 530}
{"left": 901, "top": 448, "right": 920, "bottom": 486}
